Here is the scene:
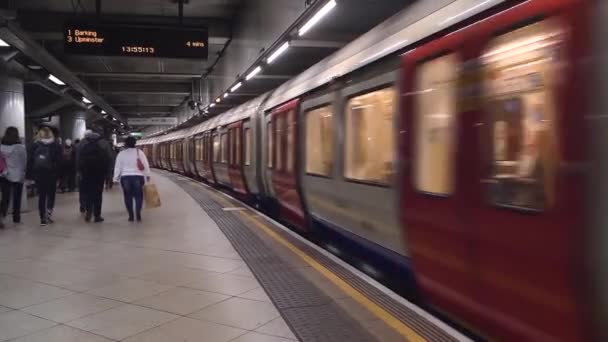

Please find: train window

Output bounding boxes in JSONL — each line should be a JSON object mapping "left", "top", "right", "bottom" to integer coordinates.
{"left": 413, "top": 54, "right": 459, "bottom": 195}
{"left": 235, "top": 127, "right": 241, "bottom": 166}
{"left": 267, "top": 121, "right": 274, "bottom": 168}
{"left": 305, "top": 104, "right": 334, "bottom": 176}
{"left": 345, "top": 87, "right": 396, "bottom": 185}
{"left": 244, "top": 128, "right": 251, "bottom": 166}
{"left": 481, "top": 20, "right": 562, "bottom": 211}
{"left": 286, "top": 110, "right": 295, "bottom": 173}
{"left": 228, "top": 129, "right": 234, "bottom": 165}
{"left": 213, "top": 134, "right": 220, "bottom": 162}
{"left": 276, "top": 115, "right": 286, "bottom": 171}
{"left": 221, "top": 133, "right": 228, "bottom": 163}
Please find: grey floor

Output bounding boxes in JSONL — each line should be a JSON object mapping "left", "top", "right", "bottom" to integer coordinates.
{"left": 0, "top": 174, "right": 297, "bottom": 341}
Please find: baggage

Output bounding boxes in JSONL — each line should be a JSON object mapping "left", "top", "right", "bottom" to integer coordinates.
{"left": 144, "top": 183, "right": 161, "bottom": 209}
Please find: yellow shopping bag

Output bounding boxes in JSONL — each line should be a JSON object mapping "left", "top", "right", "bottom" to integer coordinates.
{"left": 143, "top": 183, "right": 161, "bottom": 209}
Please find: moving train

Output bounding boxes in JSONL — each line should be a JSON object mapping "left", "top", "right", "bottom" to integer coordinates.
{"left": 138, "top": 0, "right": 605, "bottom": 340}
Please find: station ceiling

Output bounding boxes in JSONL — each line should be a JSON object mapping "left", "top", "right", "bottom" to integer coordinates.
{"left": 2, "top": 0, "right": 413, "bottom": 133}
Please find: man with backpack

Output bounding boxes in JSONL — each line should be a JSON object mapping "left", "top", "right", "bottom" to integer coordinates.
{"left": 77, "top": 129, "right": 114, "bottom": 223}
{"left": 26, "top": 126, "right": 63, "bottom": 226}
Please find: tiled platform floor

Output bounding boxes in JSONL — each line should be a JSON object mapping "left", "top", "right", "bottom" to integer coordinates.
{"left": 0, "top": 174, "right": 297, "bottom": 341}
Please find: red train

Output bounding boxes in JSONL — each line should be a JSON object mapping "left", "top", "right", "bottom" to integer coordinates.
{"left": 139, "top": 0, "right": 603, "bottom": 340}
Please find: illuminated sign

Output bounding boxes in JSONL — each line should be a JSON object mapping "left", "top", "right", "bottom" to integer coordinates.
{"left": 65, "top": 23, "right": 208, "bottom": 59}
{"left": 127, "top": 117, "right": 178, "bottom": 126}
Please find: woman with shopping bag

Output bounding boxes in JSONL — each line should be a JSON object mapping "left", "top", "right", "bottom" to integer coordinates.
{"left": 113, "top": 137, "right": 154, "bottom": 222}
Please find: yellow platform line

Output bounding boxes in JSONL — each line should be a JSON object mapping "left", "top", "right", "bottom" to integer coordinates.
{"left": 198, "top": 184, "right": 428, "bottom": 341}
{"left": 239, "top": 211, "right": 427, "bottom": 342}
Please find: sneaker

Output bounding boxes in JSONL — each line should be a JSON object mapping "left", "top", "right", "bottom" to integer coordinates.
{"left": 94, "top": 217, "right": 104, "bottom": 223}
{"left": 47, "top": 210, "right": 54, "bottom": 224}
{"left": 40, "top": 219, "right": 48, "bottom": 227}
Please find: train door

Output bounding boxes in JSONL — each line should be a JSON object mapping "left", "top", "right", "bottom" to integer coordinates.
{"left": 227, "top": 122, "right": 248, "bottom": 196}
{"left": 467, "top": 1, "right": 588, "bottom": 340}
{"left": 242, "top": 119, "right": 258, "bottom": 196}
{"left": 269, "top": 100, "right": 307, "bottom": 231}
{"left": 210, "top": 130, "right": 220, "bottom": 184}
{"left": 399, "top": 23, "right": 476, "bottom": 326}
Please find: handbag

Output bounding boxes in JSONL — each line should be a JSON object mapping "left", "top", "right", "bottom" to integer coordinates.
{"left": 136, "top": 150, "right": 145, "bottom": 171}
{"left": 143, "top": 183, "right": 161, "bottom": 209}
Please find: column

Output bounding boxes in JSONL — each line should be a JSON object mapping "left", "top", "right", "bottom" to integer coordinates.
{"left": 59, "top": 111, "right": 86, "bottom": 141}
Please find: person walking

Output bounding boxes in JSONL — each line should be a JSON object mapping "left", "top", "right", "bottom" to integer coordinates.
{"left": 73, "top": 138, "right": 86, "bottom": 213}
{"left": 113, "top": 137, "right": 150, "bottom": 222}
{"left": 26, "top": 127, "right": 62, "bottom": 226}
{"left": 59, "top": 139, "right": 76, "bottom": 192}
{"left": 77, "top": 129, "right": 113, "bottom": 223}
{"left": 0, "top": 127, "right": 27, "bottom": 228}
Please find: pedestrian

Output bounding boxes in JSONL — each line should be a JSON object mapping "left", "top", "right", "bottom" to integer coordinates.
{"left": 26, "top": 126, "right": 62, "bottom": 226}
{"left": 73, "top": 138, "right": 86, "bottom": 213}
{"left": 59, "top": 139, "right": 76, "bottom": 192}
{"left": 0, "top": 127, "right": 27, "bottom": 228}
{"left": 77, "top": 129, "right": 113, "bottom": 223}
{"left": 113, "top": 137, "right": 150, "bottom": 222}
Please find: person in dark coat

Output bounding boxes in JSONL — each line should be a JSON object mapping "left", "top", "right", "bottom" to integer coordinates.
{"left": 26, "top": 126, "right": 63, "bottom": 226}
{"left": 59, "top": 139, "right": 76, "bottom": 193}
{"left": 76, "top": 129, "right": 114, "bottom": 222}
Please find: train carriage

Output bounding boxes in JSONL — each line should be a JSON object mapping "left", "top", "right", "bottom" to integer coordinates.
{"left": 136, "top": 0, "right": 601, "bottom": 339}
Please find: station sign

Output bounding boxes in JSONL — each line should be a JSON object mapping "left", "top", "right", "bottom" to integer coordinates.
{"left": 127, "top": 117, "right": 178, "bottom": 126}
{"left": 64, "top": 23, "right": 208, "bottom": 59}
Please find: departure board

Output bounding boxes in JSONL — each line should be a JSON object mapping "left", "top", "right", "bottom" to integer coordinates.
{"left": 64, "top": 23, "right": 208, "bottom": 59}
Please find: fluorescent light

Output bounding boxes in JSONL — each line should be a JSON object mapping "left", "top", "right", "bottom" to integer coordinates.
{"left": 299, "top": 0, "right": 337, "bottom": 36}
{"left": 230, "top": 82, "right": 242, "bottom": 92}
{"left": 215, "top": 98, "right": 221, "bottom": 103}
{"left": 101, "top": 110, "right": 106, "bottom": 114}
{"left": 48, "top": 74, "right": 65, "bottom": 86}
{"left": 223, "top": 93, "right": 229, "bottom": 98}
{"left": 246, "top": 66, "right": 262, "bottom": 80}
{"left": 0, "top": 38, "right": 9, "bottom": 47}
{"left": 82, "top": 97, "right": 91, "bottom": 104}
{"left": 112, "top": 117, "right": 117, "bottom": 121}
{"left": 210, "top": 103, "right": 216, "bottom": 108}
{"left": 267, "top": 41, "right": 290, "bottom": 64}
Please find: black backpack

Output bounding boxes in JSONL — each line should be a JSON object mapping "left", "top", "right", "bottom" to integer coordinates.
{"left": 80, "top": 141, "right": 107, "bottom": 174}
{"left": 33, "top": 144, "right": 53, "bottom": 171}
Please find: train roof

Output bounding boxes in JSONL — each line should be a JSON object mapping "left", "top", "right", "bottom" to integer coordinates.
{"left": 138, "top": 0, "right": 506, "bottom": 145}
{"left": 263, "top": 0, "right": 505, "bottom": 110}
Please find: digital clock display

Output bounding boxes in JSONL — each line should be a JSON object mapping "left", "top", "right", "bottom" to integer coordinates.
{"left": 64, "top": 23, "right": 208, "bottom": 59}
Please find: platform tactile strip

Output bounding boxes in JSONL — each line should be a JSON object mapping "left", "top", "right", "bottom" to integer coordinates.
{"left": 168, "top": 173, "right": 462, "bottom": 342}
{"left": 169, "top": 175, "right": 378, "bottom": 342}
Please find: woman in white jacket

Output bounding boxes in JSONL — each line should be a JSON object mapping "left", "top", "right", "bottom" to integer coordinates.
{"left": 113, "top": 137, "right": 150, "bottom": 222}
{"left": 0, "top": 127, "right": 27, "bottom": 227}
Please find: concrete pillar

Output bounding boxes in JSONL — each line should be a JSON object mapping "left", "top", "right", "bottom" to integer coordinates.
{"left": 59, "top": 111, "right": 86, "bottom": 141}
{"left": 0, "top": 75, "right": 25, "bottom": 140}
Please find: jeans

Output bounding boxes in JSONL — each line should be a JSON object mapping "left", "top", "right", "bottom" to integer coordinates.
{"left": 82, "top": 174, "right": 105, "bottom": 218}
{"left": 120, "top": 176, "right": 144, "bottom": 219}
{"left": 0, "top": 179, "right": 23, "bottom": 222}
{"left": 35, "top": 175, "right": 57, "bottom": 220}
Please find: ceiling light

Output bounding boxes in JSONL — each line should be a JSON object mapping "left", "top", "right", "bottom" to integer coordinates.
{"left": 215, "top": 98, "right": 221, "bottom": 103}
{"left": 299, "top": 0, "right": 337, "bottom": 36}
{"left": 267, "top": 41, "right": 290, "bottom": 64}
{"left": 223, "top": 93, "right": 229, "bottom": 98}
{"left": 48, "top": 74, "right": 65, "bottom": 86}
{"left": 210, "top": 103, "right": 216, "bottom": 108}
{"left": 101, "top": 110, "right": 106, "bottom": 114}
{"left": 82, "top": 97, "right": 91, "bottom": 104}
{"left": 246, "top": 66, "right": 262, "bottom": 80}
{"left": 230, "top": 82, "right": 242, "bottom": 92}
{"left": 0, "top": 38, "right": 9, "bottom": 47}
